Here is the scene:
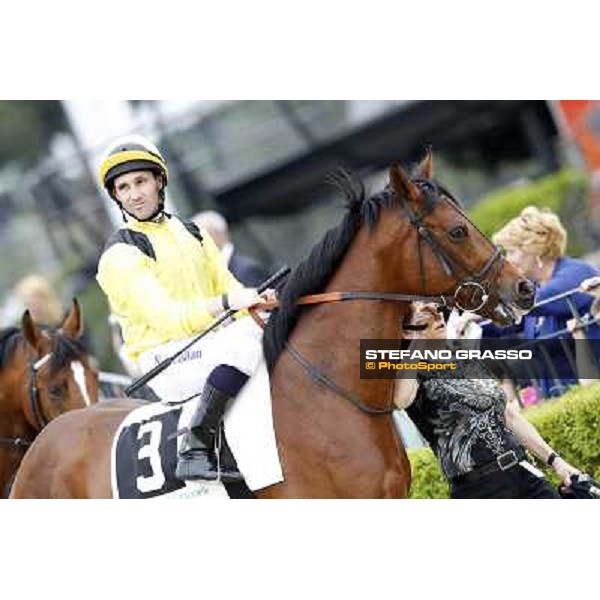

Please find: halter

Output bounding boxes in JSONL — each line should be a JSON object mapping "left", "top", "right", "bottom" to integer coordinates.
{"left": 0, "top": 352, "right": 53, "bottom": 452}
{"left": 27, "top": 352, "right": 53, "bottom": 431}
{"left": 265, "top": 180, "right": 507, "bottom": 416}
{"left": 0, "top": 435, "right": 32, "bottom": 450}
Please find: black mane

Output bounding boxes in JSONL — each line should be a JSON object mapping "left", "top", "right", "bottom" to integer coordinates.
{"left": 0, "top": 328, "right": 21, "bottom": 370}
{"left": 0, "top": 326, "right": 88, "bottom": 374}
{"left": 49, "top": 335, "right": 89, "bottom": 375}
{"left": 263, "top": 170, "right": 397, "bottom": 372}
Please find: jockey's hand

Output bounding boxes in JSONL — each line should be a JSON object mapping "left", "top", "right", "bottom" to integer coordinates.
{"left": 260, "top": 288, "right": 277, "bottom": 304}
{"left": 553, "top": 456, "right": 581, "bottom": 487}
{"left": 226, "top": 288, "right": 263, "bottom": 311}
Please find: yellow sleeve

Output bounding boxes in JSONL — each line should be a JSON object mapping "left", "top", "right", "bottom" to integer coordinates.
{"left": 97, "top": 244, "right": 218, "bottom": 338}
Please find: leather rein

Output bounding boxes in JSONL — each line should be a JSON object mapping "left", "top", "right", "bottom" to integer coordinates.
{"left": 256, "top": 182, "right": 505, "bottom": 416}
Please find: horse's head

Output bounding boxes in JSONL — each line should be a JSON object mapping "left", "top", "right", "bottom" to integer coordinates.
{"left": 19, "top": 299, "right": 99, "bottom": 429}
{"left": 388, "top": 152, "right": 534, "bottom": 326}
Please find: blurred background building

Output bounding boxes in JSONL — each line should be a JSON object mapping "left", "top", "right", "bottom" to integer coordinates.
{"left": 0, "top": 100, "right": 598, "bottom": 369}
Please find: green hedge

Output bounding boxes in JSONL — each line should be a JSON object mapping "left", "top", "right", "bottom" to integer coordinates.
{"left": 469, "top": 169, "right": 591, "bottom": 257}
{"left": 408, "top": 382, "right": 600, "bottom": 498}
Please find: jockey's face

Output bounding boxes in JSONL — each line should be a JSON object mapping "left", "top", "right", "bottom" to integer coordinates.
{"left": 113, "top": 170, "right": 162, "bottom": 220}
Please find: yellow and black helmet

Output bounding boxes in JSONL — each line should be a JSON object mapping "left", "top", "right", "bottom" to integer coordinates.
{"left": 99, "top": 135, "right": 169, "bottom": 197}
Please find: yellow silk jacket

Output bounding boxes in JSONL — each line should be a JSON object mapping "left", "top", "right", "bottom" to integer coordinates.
{"left": 97, "top": 216, "right": 242, "bottom": 359}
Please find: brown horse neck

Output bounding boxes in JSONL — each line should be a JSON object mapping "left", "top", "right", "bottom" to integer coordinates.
{"left": 328, "top": 209, "right": 414, "bottom": 292}
{"left": 287, "top": 221, "right": 410, "bottom": 413}
{"left": 0, "top": 406, "right": 35, "bottom": 498}
{"left": 322, "top": 221, "right": 410, "bottom": 334}
{"left": 0, "top": 361, "right": 37, "bottom": 498}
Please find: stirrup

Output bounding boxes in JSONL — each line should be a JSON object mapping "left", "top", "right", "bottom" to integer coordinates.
{"left": 175, "top": 449, "right": 219, "bottom": 481}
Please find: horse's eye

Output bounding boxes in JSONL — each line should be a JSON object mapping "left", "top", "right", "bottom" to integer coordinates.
{"left": 48, "top": 385, "right": 65, "bottom": 399}
{"left": 449, "top": 225, "right": 468, "bottom": 241}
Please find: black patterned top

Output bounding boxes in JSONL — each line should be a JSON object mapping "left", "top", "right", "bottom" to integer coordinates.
{"left": 406, "top": 361, "right": 522, "bottom": 479}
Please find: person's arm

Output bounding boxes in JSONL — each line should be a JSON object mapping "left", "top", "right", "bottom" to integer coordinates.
{"left": 528, "top": 263, "right": 598, "bottom": 318}
{"left": 567, "top": 319, "right": 600, "bottom": 385}
{"left": 97, "top": 245, "right": 259, "bottom": 339}
{"left": 529, "top": 289, "right": 593, "bottom": 318}
{"left": 504, "top": 399, "right": 580, "bottom": 485}
{"left": 393, "top": 377, "right": 420, "bottom": 410}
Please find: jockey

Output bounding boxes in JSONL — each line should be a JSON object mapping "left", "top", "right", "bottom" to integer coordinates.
{"left": 96, "top": 135, "right": 270, "bottom": 483}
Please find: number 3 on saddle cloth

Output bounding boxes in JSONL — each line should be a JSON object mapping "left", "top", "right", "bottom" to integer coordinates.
{"left": 111, "top": 361, "right": 284, "bottom": 500}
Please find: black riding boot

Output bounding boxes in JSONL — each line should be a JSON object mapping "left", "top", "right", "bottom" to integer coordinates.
{"left": 175, "top": 383, "right": 242, "bottom": 483}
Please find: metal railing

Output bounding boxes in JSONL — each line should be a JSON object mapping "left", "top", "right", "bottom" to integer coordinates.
{"left": 482, "top": 285, "right": 600, "bottom": 400}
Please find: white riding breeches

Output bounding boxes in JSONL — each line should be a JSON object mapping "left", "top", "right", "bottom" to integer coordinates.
{"left": 136, "top": 316, "right": 265, "bottom": 404}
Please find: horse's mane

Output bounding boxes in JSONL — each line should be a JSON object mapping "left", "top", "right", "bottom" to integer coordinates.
{"left": 263, "top": 170, "right": 397, "bottom": 372}
{"left": 49, "top": 335, "right": 89, "bottom": 375}
{"left": 0, "top": 326, "right": 88, "bottom": 374}
{"left": 0, "top": 328, "right": 22, "bottom": 370}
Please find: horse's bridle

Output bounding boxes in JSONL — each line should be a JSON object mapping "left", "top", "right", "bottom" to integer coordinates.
{"left": 0, "top": 435, "right": 32, "bottom": 451}
{"left": 401, "top": 180, "right": 505, "bottom": 312}
{"left": 27, "top": 352, "right": 53, "bottom": 431}
{"left": 278, "top": 181, "right": 507, "bottom": 416}
{"left": 0, "top": 351, "right": 53, "bottom": 452}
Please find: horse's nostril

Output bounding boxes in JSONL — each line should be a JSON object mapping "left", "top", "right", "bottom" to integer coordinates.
{"left": 517, "top": 279, "right": 534, "bottom": 298}
{"left": 515, "top": 279, "right": 535, "bottom": 309}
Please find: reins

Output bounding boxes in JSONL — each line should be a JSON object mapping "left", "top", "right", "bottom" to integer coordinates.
{"left": 258, "top": 290, "right": 451, "bottom": 311}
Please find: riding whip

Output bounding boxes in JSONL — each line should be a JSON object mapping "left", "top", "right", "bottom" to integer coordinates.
{"left": 124, "top": 266, "right": 291, "bottom": 397}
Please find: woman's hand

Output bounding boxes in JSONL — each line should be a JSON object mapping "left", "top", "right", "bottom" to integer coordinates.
{"left": 579, "top": 276, "right": 600, "bottom": 295}
{"left": 553, "top": 456, "right": 581, "bottom": 487}
{"left": 447, "top": 310, "right": 483, "bottom": 338}
{"left": 403, "top": 302, "right": 444, "bottom": 339}
{"left": 567, "top": 317, "right": 588, "bottom": 340}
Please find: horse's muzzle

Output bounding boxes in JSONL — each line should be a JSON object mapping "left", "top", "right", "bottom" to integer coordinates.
{"left": 515, "top": 278, "right": 535, "bottom": 310}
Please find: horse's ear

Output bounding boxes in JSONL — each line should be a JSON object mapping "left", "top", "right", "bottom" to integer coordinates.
{"left": 389, "top": 163, "right": 420, "bottom": 202}
{"left": 22, "top": 310, "right": 45, "bottom": 352}
{"left": 61, "top": 298, "right": 84, "bottom": 340}
{"left": 414, "top": 149, "right": 433, "bottom": 180}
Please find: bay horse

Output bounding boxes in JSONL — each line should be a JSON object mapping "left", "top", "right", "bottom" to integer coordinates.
{"left": 10, "top": 154, "right": 535, "bottom": 498}
{"left": 0, "top": 299, "right": 98, "bottom": 497}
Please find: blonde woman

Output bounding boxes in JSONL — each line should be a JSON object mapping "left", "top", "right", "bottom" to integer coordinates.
{"left": 489, "top": 206, "right": 600, "bottom": 396}
{"left": 13, "top": 274, "right": 63, "bottom": 327}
